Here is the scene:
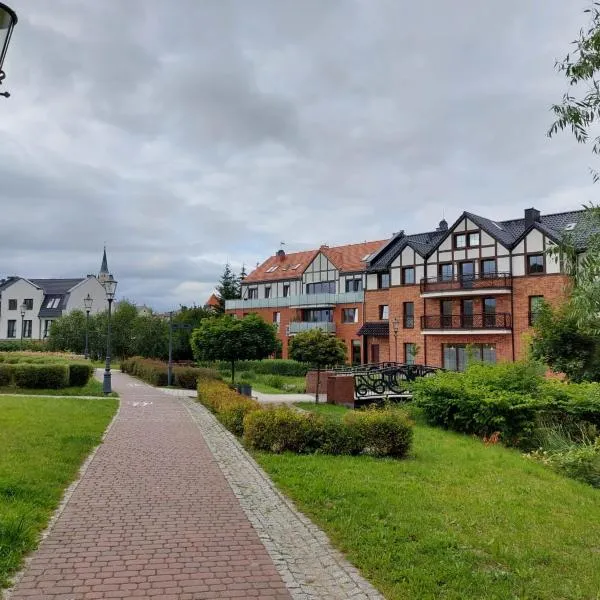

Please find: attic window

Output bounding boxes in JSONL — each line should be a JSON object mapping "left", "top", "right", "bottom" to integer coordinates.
{"left": 290, "top": 263, "right": 301, "bottom": 270}
{"left": 492, "top": 222, "right": 504, "bottom": 230}
{"left": 564, "top": 223, "right": 576, "bottom": 231}
{"left": 266, "top": 266, "right": 279, "bottom": 273}
{"left": 361, "top": 253, "right": 371, "bottom": 261}
{"left": 44, "top": 297, "right": 60, "bottom": 309}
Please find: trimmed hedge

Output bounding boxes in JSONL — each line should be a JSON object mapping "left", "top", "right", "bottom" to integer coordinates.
{"left": 202, "top": 359, "right": 311, "bottom": 377}
{"left": 13, "top": 364, "right": 70, "bottom": 389}
{"left": 0, "top": 364, "right": 14, "bottom": 386}
{"left": 196, "top": 378, "right": 413, "bottom": 458}
{"left": 121, "top": 356, "right": 221, "bottom": 389}
{"left": 0, "top": 341, "right": 49, "bottom": 352}
{"left": 68, "top": 363, "right": 94, "bottom": 386}
{"left": 413, "top": 362, "right": 600, "bottom": 448}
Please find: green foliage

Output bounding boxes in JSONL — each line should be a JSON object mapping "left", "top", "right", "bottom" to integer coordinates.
{"left": 0, "top": 341, "right": 49, "bottom": 352}
{"left": 191, "top": 314, "right": 278, "bottom": 382}
{"left": 413, "top": 362, "right": 600, "bottom": 448}
{"left": 214, "top": 263, "right": 241, "bottom": 313}
{"left": 171, "top": 305, "right": 213, "bottom": 361}
{"left": 288, "top": 329, "right": 347, "bottom": 368}
{"left": 243, "top": 405, "right": 413, "bottom": 457}
{"left": 121, "top": 356, "right": 221, "bottom": 389}
{"left": 205, "top": 359, "right": 310, "bottom": 377}
{"left": 67, "top": 363, "right": 94, "bottom": 387}
{"left": 0, "top": 365, "right": 14, "bottom": 386}
{"left": 264, "top": 374, "right": 284, "bottom": 390}
{"left": 531, "top": 302, "right": 600, "bottom": 382}
{"left": 12, "top": 364, "right": 70, "bottom": 390}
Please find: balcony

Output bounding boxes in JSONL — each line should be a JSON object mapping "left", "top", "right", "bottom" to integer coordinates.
{"left": 420, "top": 272, "right": 512, "bottom": 297}
{"left": 225, "top": 291, "right": 364, "bottom": 311}
{"left": 420, "top": 313, "right": 512, "bottom": 334}
{"left": 287, "top": 322, "right": 336, "bottom": 335}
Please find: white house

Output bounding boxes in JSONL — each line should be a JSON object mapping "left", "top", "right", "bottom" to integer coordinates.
{"left": 0, "top": 249, "right": 114, "bottom": 341}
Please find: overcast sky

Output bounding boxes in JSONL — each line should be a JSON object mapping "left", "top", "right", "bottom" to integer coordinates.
{"left": 0, "top": 0, "right": 595, "bottom": 309}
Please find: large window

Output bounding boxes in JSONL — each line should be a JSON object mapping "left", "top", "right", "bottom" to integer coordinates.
{"left": 43, "top": 320, "right": 53, "bottom": 337}
{"left": 8, "top": 299, "right": 16, "bottom": 310}
{"left": 264, "top": 287, "right": 271, "bottom": 299}
{"left": 345, "top": 278, "right": 363, "bottom": 292}
{"left": 377, "top": 272, "right": 390, "bottom": 289}
{"left": 483, "top": 297, "right": 496, "bottom": 327}
{"left": 22, "top": 320, "right": 32, "bottom": 338}
{"left": 454, "top": 232, "right": 480, "bottom": 249}
{"left": 441, "top": 299, "right": 453, "bottom": 328}
{"left": 443, "top": 344, "right": 496, "bottom": 371}
{"left": 7, "top": 320, "right": 16, "bottom": 338}
{"left": 306, "top": 281, "right": 336, "bottom": 294}
{"left": 283, "top": 284, "right": 290, "bottom": 297}
{"left": 272, "top": 312, "right": 280, "bottom": 327}
{"left": 379, "top": 305, "right": 389, "bottom": 320}
{"left": 248, "top": 288, "right": 258, "bottom": 299}
{"left": 402, "top": 267, "right": 415, "bottom": 285}
{"left": 23, "top": 298, "right": 33, "bottom": 310}
{"left": 302, "top": 309, "right": 333, "bottom": 322}
{"left": 351, "top": 340, "right": 362, "bottom": 365}
{"left": 527, "top": 254, "right": 544, "bottom": 274}
{"left": 481, "top": 259, "right": 496, "bottom": 277}
{"left": 461, "top": 299, "right": 474, "bottom": 328}
{"left": 404, "top": 343, "right": 416, "bottom": 365}
{"left": 342, "top": 308, "right": 358, "bottom": 323}
{"left": 44, "top": 296, "right": 61, "bottom": 309}
{"left": 529, "top": 295, "right": 544, "bottom": 326}
{"left": 403, "top": 302, "right": 414, "bottom": 328}
{"left": 438, "top": 263, "right": 453, "bottom": 281}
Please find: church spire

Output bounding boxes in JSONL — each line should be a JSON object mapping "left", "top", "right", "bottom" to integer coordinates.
{"left": 98, "top": 246, "right": 110, "bottom": 284}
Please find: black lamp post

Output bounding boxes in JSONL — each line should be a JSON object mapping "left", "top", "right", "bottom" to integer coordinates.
{"left": 19, "top": 301, "right": 26, "bottom": 349}
{"left": 0, "top": 3, "right": 18, "bottom": 99}
{"left": 102, "top": 275, "right": 117, "bottom": 395}
{"left": 392, "top": 317, "right": 399, "bottom": 363}
{"left": 83, "top": 293, "right": 93, "bottom": 360}
{"left": 167, "top": 311, "right": 192, "bottom": 386}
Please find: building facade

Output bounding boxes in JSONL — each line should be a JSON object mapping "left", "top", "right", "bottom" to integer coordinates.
{"left": 0, "top": 250, "right": 112, "bottom": 341}
{"left": 226, "top": 207, "right": 595, "bottom": 369}
{"left": 225, "top": 240, "right": 386, "bottom": 361}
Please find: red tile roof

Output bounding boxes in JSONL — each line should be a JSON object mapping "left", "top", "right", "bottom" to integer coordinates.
{"left": 205, "top": 293, "right": 220, "bottom": 308}
{"left": 242, "top": 239, "right": 388, "bottom": 283}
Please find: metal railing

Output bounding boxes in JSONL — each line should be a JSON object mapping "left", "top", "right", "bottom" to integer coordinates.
{"left": 420, "top": 312, "right": 512, "bottom": 330}
{"left": 420, "top": 272, "right": 512, "bottom": 294}
{"left": 225, "top": 291, "right": 364, "bottom": 310}
{"left": 287, "top": 321, "right": 336, "bottom": 334}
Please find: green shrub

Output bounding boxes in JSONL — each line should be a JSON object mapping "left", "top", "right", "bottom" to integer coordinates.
{"left": 344, "top": 408, "right": 414, "bottom": 458}
{"left": 243, "top": 407, "right": 321, "bottom": 453}
{"left": 121, "top": 357, "right": 219, "bottom": 388}
{"left": 13, "top": 364, "right": 69, "bottom": 389}
{"left": 316, "top": 419, "right": 363, "bottom": 455}
{"left": 0, "top": 341, "right": 49, "bottom": 352}
{"left": 200, "top": 359, "right": 311, "bottom": 377}
{"left": 173, "top": 366, "right": 220, "bottom": 389}
{"left": 68, "top": 363, "right": 94, "bottom": 386}
{"left": 264, "top": 374, "right": 285, "bottom": 389}
{"left": 0, "top": 364, "right": 15, "bottom": 386}
{"left": 239, "top": 370, "right": 257, "bottom": 382}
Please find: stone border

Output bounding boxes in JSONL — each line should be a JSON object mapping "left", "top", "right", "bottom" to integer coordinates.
{"left": 2, "top": 382, "right": 121, "bottom": 599}
{"left": 184, "top": 399, "right": 384, "bottom": 600}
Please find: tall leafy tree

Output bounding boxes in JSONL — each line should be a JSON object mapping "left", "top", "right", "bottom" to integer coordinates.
{"left": 215, "top": 263, "right": 241, "bottom": 313}
{"left": 190, "top": 314, "right": 277, "bottom": 383}
{"left": 171, "top": 304, "right": 213, "bottom": 361}
{"left": 288, "top": 329, "right": 347, "bottom": 402}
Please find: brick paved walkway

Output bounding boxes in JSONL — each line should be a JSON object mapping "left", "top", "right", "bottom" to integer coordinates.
{"left": 8, "top": 372, "right": 291, "bottom": 600}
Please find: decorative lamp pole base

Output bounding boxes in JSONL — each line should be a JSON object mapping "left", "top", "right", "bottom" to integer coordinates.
{"left": 103, "top": 369, "right": 112, "bottom": 395}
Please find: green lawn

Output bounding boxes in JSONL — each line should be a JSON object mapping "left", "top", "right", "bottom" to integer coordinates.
{"left": 255, "top": 403, "right": 600, "bottom": 600}
{"left": 0, "top": 378, "right": 118, "bottom": 398}
{"left": 0, "top": 395, "right": 117, "bottom": 588}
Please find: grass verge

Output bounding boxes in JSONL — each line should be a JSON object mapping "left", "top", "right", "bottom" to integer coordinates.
{"left": 0, "top": 378, "right": 118, "bottom": 398}
{"left": 233, "top": 373, "right": 306, "bottom": 394}
{"left": 255, "top": 403, "right": 600, "bottom": 599}
{"left": 0, "top": 395, "right": 117, "bottom": 588}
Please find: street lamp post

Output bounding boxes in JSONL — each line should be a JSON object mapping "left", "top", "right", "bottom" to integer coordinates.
{"left": 83, "top": 293, "right": 93, "bottom": 360}
{"left": 19, "top": 301, "right": 26, "bottom": 350}
{"left": 0, "top": 3, "right": 18, "bottom": 99}
{"left": 167, "top": 312, "right": 192, "bottom": 386}
{"left": 102, "top": 275, "right": 117, "bottom": 395}
{"left": 392, "top": 317, "right": 399, "bottom": 363}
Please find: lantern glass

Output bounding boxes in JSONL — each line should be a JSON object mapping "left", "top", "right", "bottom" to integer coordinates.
{"left": 0, "top": 3, "right": 17, "bottom": 72}
{"left": 103, "top": 275, "right": 118, "bottom": 300}
{"left": 84, "top": 293, "right": 94, "bottom": 310}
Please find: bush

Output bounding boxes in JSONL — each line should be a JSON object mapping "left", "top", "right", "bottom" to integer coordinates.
{"left": 197, "top": 379, "right": 260, "bottom": 436}
{"left": 13, "top": 364, "right": 69, "bottom": 389}
{"left": 344, "top": 408, "right": 414, "bottom": 458}
{"left": 0, "top": 341, "right": 49, "bottom": 352}
{"left": 243, "top": 407, "right": 322, "bottom": 453}
{"left": 0, "top": 364, "right": 15, "bottom": 386}
{"left": 121, "top": 357, "right": 220, "bottom": 389}
{"left": 413, "top": 362, "right": 600, "bottom": 448}
{"left": 68, "top": 363, "right": 94, "bottom": 386}
{"left": 264, "top": 374, "right": 285, "bottom": 390}
{"left": 200, "top": 359, "right": 311, "bottom": 377}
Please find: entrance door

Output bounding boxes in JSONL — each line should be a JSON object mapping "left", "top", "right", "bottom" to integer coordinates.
{"left": 441, "top": 299, "right": 453, "bottom": 328}
{"left": 461, "top": 299, "right": 474, "bottom": 329}
{"left": 351, "top": 340, "right": 362, "bottom": 365}
{"left": 459, "top": 261, "right": 475, "bottom": 288}
{"left": 371, "top": 344, "right": 380, "bottom": 364}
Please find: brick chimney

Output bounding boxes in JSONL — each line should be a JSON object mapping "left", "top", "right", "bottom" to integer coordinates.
{"left": 437, "top": 219, "right": 448, "bottom": 232}
{"left": 525, "top": 208, "right": 541, "bottom": 227}
{"left": 276, "top": 249, "right": 286, "bottom": 261}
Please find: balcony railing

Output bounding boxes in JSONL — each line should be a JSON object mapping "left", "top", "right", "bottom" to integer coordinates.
{"left": 420, "top": 313, "right": 512, "bottom": 330}
{"left": 225, "top": 291, "right": 364, "bottom": 311}
{"left": 420, "top": 272, "right": 512, "bottom": 295}
{"left": 287, "top": 321, "right": 336, "bottom": 334}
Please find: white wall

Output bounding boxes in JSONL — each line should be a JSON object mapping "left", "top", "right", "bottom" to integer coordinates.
{"left": 0, "top": 279, "right": 44, "bottom": 340}
{"left": 64, "top": 277, "right": 108, "bottom": 315}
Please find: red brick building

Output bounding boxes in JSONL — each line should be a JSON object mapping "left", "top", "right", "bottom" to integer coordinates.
{"left": 226, "top": 207, "right": 593, "bottom": 369}
{"left": 225, "top": 240, "right": 386, "bottom": 361}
